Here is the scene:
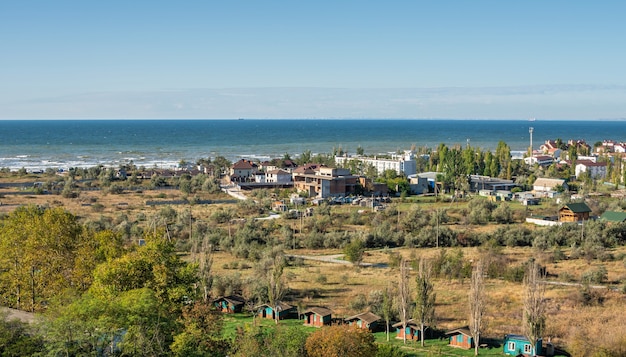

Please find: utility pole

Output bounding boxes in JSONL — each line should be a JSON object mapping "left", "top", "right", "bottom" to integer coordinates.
{"left": 529, "top": 127, "right": 534, "bottom": 155}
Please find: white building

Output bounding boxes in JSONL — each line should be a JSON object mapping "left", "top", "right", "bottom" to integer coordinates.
{"left": 575, "top": 161, "right": 607, "bottom": 179}
{"left": 335, "top": 150, "right": 417, "bottom": 176}
{"left": 524, "top": 155, "right": 554, "bottom": 166}
{"left": 266, "top": 169, "right": 292, "bottom": 183}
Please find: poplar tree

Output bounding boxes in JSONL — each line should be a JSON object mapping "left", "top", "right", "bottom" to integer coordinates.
{"left": 398, "top": 258, "right": 411, "bottom": 345}
{"left": 523, "top": 259, "right": 546, "bottom": 357}
{"left": 415, "top": 258, "right": 435, "bottom": 347}
{"left": 469, "top": 261, "right": 485, "bottom": 356}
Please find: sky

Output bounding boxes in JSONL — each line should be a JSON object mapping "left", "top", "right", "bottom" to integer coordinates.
{"left": 1, "top": 1, "right": 625, "bottom": 120}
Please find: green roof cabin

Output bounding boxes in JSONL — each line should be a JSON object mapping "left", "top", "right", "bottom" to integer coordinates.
{"left": 559, "top": 202, "right": 591, "bottom": 222}
{"left": 600, "top": 211, "right": 626, "bottom": 223}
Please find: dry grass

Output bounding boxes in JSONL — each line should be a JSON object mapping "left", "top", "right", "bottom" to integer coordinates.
{"left": 2, "top": 181, "right": 626, "bottom": 354}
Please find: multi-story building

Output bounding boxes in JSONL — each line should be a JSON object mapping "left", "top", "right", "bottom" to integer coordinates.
{"left": 292, "top": 166, "right": 357, "bottom": 198}
{"left": 335, "top": 150, "right": 417, "bottom": 176}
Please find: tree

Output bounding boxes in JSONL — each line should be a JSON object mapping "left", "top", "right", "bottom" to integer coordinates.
{"left": 0, "top": 206, "right": 114, "bottom": 312}
{"left": 398, "top": 258, "right": 411, "bottom": 345}
{"left": 382, "top": 286, "right": 395, "bottom": 342}
{"left": 343, "top": 238, "right": 365, "bottom": 266}
{"left": 305, "top": 325, "right": 377, "bottom": 357}
{"left": 414, "top": 258, "right": 435, "bottom": 347}
{"left": 171, "top": 301, "right": 230, "bottom": 357}
{"left": 469, "top": 261, "right": 485, "bottom": 356}
{"left": 523, "top": 259, "right": 546, "bottom": 357}
{"left": 267, "top": 254, "right": 286, "bottom": 324}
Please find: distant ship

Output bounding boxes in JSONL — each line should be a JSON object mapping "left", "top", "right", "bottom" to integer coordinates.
{"left": 529, "top": 118, "right": 536, "bottom": 122}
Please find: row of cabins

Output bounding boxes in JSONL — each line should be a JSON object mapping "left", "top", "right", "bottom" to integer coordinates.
{"left": 212, "top": 296, "right": 551, "bottom": 356}
{"left": 213, "top": 296, "right": 380, "bottom": 330}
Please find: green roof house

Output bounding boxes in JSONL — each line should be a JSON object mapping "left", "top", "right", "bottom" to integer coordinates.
{"left": 600, "top": 211, "right": 626, "bottom": 223}
{"left": 559, "top": 202, "right": 591, "bottom": 222}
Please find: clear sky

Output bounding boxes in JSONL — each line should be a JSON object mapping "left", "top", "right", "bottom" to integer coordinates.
{"left": 1, "top": 1, "right": 625, "bottom": 119}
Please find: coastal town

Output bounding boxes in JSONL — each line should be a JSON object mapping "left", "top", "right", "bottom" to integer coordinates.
{"left": 1, "top": 134, "right": 626, "bottom": 356}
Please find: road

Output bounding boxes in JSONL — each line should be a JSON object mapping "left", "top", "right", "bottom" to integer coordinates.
{"left": 285, "top": 253, "right": 375, "bottom": 267}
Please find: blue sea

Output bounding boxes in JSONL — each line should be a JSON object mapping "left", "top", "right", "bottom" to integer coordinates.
{"left": 1, "top": 119, "right": 625, "bottom": 171}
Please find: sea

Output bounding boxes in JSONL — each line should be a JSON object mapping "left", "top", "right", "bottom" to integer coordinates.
{"left": 1, "top": 119, "right": 625, "bottom": 172}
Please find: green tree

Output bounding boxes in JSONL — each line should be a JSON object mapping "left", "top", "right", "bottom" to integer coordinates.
{"left": 267, "top": 254, "right": 287, "bottom": 324}
{"left": 171, "top": 301, "right": 230, "bottom": 357}
{"left": 414, "top": 258, "right": 436, "bottom": 347}
{"left": 0, "top": 206, "right": 111, "bottom": 312}
{"left": 343, "top": 238, "right": 366, "bottom": 266}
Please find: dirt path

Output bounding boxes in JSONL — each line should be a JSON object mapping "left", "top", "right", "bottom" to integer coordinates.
{"left": 1, "top": 307, "right": 36, "bottom": 324}
{"left": 285, "top": 253, "right": 377, "bottom": 267}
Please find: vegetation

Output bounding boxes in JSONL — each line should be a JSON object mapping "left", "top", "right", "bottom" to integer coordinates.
{"left": 1, "top": 139, "right": 626, "bottom": 356}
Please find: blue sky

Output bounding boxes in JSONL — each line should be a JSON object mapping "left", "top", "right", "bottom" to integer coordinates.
{"left": 1, "top": 1, "right": 625, "bottom": 119}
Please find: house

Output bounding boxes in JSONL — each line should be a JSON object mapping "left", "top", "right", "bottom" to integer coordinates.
{"left": 254, "top": 172, "right": 266, "bottom": 183}
{"left": 392, "top": 319, "right": 424, "bottom": 341}
{"left": 272, "top": 200, "right": 288, "bottom": 212}
{"left": 469, "top": 175, "right": 517, "bottom": 193}
{"left": 344, "top": 311, "right": 382, "bottom": 331}
{"left": 524, "top": 155, "right": 554, "bottom": 167}
{"left": 533, "top": 178, "right": 567, "bottom": 194}
{"left": 540, "top": 140, "right": 558, "bottom": 152}
{"left": 335, "top": 150, "right": 418, "bottom": 176}
{"left": 230, "top": 159, "right": 257, "bottom": 182}
{"left": 600, "top": 211, "right": 626, "bottom": 223}
{"left": 266, "top": 169, "right": 292, "bottom": 183}
{"left": 503, "top": 334, "right": 544, "bottom": 356}
{"left": 213, "top": 295, "right": 246, "bottom": 313}
{"left": 559, "top": 202, "right": 592, "bottom": 222}
{"left": 292, "top": 166, "right": 358, "bottom": 198}
{"left": 302, "top": 307, "right": 332, "bottom": 327}
{"left": 445, "top": 326, "right": 474, "bottom": 350}
{"left": 575, "top": 160, "right": 607, "bottom": 179}
{"left": 256, "top": 302, "right": 297, "bottom": 320}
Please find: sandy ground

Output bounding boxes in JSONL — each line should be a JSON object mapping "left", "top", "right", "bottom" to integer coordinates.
{"left": 1, "top": 306, "right": 36, "bottom": 324}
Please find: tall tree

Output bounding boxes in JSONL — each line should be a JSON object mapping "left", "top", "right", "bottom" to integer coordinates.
{"left": 398, "top": 258, "right": 411, "bottom": 345}
{"left": 267, "top": 254, "right": 286, "bottom": 324}
{"left": 523, "top": 259, "right": 546, "bottom": 357}
{"left": 469, "top": 261, "right": 485, "bottom": 356}
{"left": 414, "top": 258, "right": 436, "bottom": 347}
{"left": 382, "top": 285, "right": 395, "bottom": 342}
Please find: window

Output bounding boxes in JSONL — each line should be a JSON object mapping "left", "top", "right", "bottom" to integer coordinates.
{"left": 524, "top": 344, "right": 532, "bottom": 353}
{"left": 507, "top": 342, "right": 516, "bottom": 351}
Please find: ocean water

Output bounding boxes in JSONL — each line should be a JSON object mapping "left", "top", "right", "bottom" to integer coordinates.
{"left": 1, "top": 119, "right": 625, "bottom": 171}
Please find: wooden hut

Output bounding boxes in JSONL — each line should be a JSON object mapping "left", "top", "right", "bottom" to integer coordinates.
{"left": 445, "top": 326, "right": 474, "bottom": 349}
{"left": 302, "top": 307, "right": 332, "bottom": 327}
{"left": 503, "top": 334, "right": 544, "bottom": 356}
{"left": 392, "top": 319, "right": 423, "bottom": 341}
{"left": 256, "top": 302, "right": 296, "bottom": 321}
{"left": 344, "top": 311, "right": 382, "bottom": 331}
{"left": 559, "top": 202, "right": 591, "bottom": 222}
{"left": 213, "top": 295, "right": 246, "bottom": 313}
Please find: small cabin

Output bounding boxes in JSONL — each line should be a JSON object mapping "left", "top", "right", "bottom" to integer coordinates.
{"left": 445, "top": 326, "right": 474, "bottom": 349}
{"left": 256, "top": 302, "right": 297, "bottom": 321}
{"left": 344, "top": 311, "right": 382, "bottom": 331}
{"left": 559, "top": 202, "right": 591, "bottom": 222}
{"left": 392, "top": 319, "right": 423, "bottom": 341}
{"left": 302, "top": 307, "right": 332, "bottom": 327}
{"left": 503, "top": 334, "right": 543, "bottom": 356}
{"left": 213, "top": 295, "right": 246, "bottom": 313}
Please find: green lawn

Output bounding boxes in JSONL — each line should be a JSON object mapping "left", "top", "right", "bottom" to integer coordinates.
{"left": 220, "top": 314, "right": 567, "bottom": 357}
